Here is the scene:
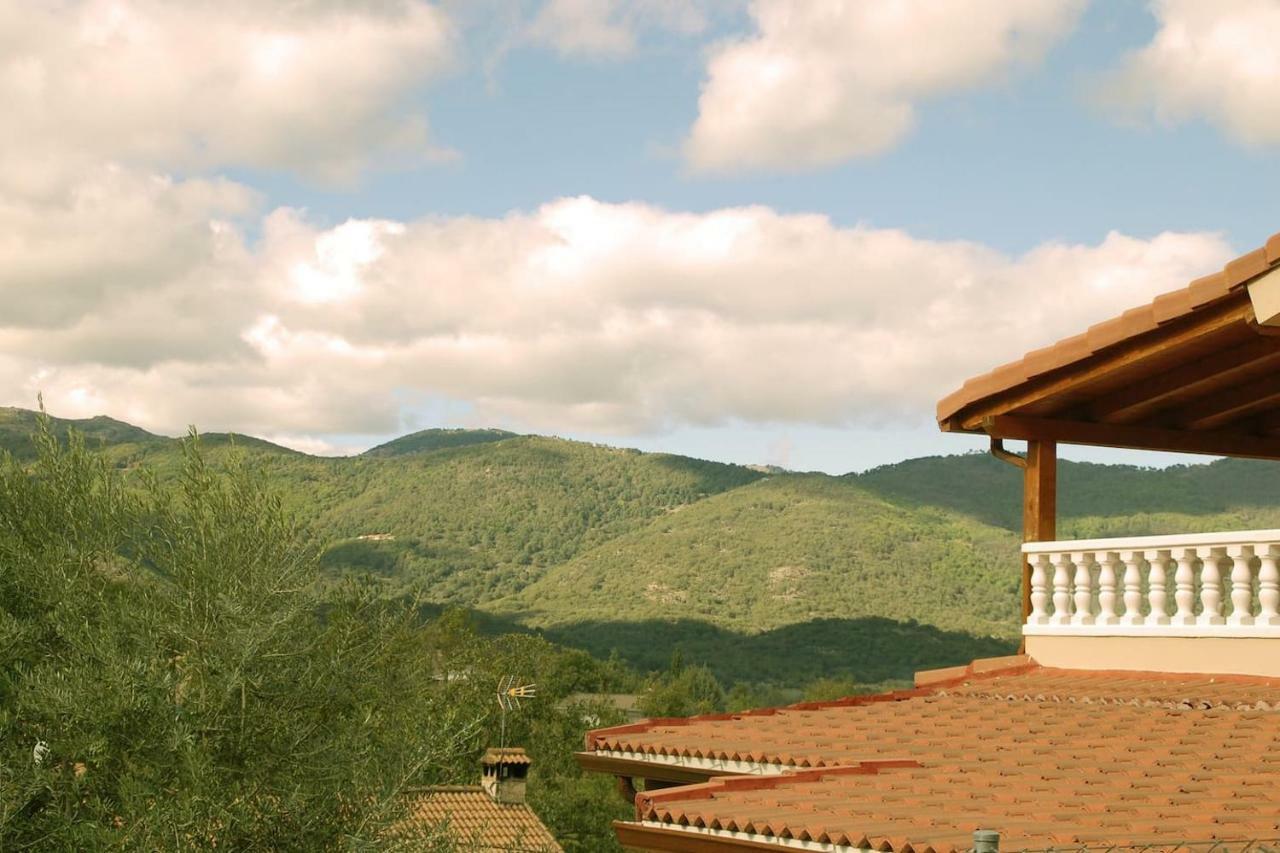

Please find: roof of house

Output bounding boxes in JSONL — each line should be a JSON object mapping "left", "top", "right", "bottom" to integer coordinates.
{"left": 481, "top": 747, "right": 533, "bottom": 766}
{"left": 935, "top": 230, "right": 1280, "bottom": 460}
{"left": 588, "top": 657, "right": 1280, "bottom": 851}
{"left": 394, "top": 786, "right": 563, "bottom": 852}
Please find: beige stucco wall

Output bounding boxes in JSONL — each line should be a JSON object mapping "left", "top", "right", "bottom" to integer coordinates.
{"left": 1025, "top": 635, "right": 1280, "bottom": 677}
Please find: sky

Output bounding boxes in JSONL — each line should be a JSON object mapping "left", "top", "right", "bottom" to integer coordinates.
{"left": 4, "top": 0, "right": 1280, "bottom": 473}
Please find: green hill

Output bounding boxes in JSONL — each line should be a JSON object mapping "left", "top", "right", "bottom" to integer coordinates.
{"left": 497, "top": 474, "right": 1019, "bottom": 638}
{"left": 0, "top": 407, "right": 160, "bottom": 460}
{"left": 362, "top": 427, "right": 517, "bottom": 457}
{"left": 8, "top": 407, "right": 1280, "bottom": 687}
{"left": 305, "top": 436, "right": 765, "bottom": 601}
{"left": 856, "top": 452, "right": 1280, "bottom": 535}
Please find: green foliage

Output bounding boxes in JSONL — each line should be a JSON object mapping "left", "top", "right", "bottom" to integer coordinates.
{"left": 638, "top": 655, "right": 725, "bottom": 718}
{"left": 802, "top": 677, "right": 911, "bottom": 702}
{"left": 857, "top": 450, "right": 1280, "bottom": 532}
{"left": 501, "top": 474, "right": 1022, "bottom": 638}
{"left": 9, "top": 408, "right": 1280, "bottom": 694}
{"left": 538, "top": 617, "right": 1015, "bottom": 688}
{"left": 0, "top": 421, "right": 477, "bottom": 849}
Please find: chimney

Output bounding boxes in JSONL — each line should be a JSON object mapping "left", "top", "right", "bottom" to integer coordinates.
{"left": 480, "top": 747, "right": 530, "bottom": 805}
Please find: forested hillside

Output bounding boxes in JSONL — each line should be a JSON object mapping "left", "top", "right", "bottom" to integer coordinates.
{"left": 857, "top": 452, "right": 1280, "bottom": 535}
{"left": 6, "top": 407, "right": 1280, "bottom": 690}
{"left": 498, "top": 474, "right": 1019, "bottom": 635}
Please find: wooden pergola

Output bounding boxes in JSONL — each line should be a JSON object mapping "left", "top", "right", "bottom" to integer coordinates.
{"left": 937, "top": 231, "right": 1280, "bottom": 623}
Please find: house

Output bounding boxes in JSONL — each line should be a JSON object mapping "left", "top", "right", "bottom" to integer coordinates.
{"left": 394, "top": 748, "right": 563, "bottom": 852}
{"left": 575, "top": 231, "right": 1280, "bottom": 850}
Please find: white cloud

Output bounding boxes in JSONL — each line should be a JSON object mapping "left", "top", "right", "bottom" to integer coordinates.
{"left": 525, "top": 0, "right": 712, "bottom": 58}
{"left": 0, "top": 171, "right": 1234, "bottom": 443}
{"left": 685, "top": 0, "right": 1084, "bottom": 173}
{"left": 0, "top": 0, "right": 453, "bottom": 189}
{"left": 1102, "top": 0, "right": 1280, "bottom": 146}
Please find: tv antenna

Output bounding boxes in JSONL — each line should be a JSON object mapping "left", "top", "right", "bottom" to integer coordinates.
{"left": 496, "top": 675, "right": 537, "bottom": 751}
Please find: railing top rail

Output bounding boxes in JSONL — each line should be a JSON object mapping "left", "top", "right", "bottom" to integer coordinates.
{"left": 1022, "top": 528, "right": 1280, "bottom": 554}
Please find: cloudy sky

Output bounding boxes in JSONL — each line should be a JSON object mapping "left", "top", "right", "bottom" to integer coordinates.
{"left": 5, "top": 0, "right": 1280, "bottom": 472}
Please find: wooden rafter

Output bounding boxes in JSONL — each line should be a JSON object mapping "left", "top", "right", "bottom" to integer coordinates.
{"left": 1172, "top": 372, "right": 1280, "bottom": 430}
{"left": 1256, "top": 410, "right": 1280, "bottom": 436}
{"left": 1087, "top": 337, "right": 1280, "bottom": 424}
{"left": 983, "top": 414, "right": 1280, "bottom": 461}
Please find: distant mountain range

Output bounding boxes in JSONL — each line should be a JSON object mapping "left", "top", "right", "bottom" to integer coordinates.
{"left": 7, "top": 405, "right": 1280, "bottom": 686}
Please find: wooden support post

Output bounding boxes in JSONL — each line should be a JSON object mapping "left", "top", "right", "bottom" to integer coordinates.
{"left": 1021, "top": 440, "right": 1057, "bottom": 647}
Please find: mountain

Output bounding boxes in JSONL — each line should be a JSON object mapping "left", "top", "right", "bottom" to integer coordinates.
{"left": 362, "top": 427, "right": 517, "bottom": 457}
{"left": 0, "top": 407, "right": 160, "bottom": 460}
{"left": 7, "top": 407, "right": 1280, "bottom": 687}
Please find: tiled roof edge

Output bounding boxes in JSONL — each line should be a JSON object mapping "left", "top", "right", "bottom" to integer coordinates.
{"left": 585, "top": 655, "right": 1036, "bottom": 752}
{"left": 635, "top": 758, "right": 923, "bottom": 814}
{"left": 936, "top": 228, "right": 1280, "bottom": 424}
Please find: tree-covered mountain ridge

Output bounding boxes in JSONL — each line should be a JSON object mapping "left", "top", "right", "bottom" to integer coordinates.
{"left": 7, "top": 406, "right": 1280, "bottom": 685}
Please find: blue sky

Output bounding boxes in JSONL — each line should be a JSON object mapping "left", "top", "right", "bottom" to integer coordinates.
{"left": 4, "top": 0, "right": 1279, "bottom": 472}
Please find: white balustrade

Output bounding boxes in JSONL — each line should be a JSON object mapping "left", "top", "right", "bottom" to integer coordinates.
{"left": 1097, "top": 552, "right": 1119, "bottom": 625}
{"left": 1021, "top": 530, "right": 1280, "bottom": 638}
{"left": 1071, "top": 552, "right": 1094, "bottom": 626}
{"left": 1029, "top": 553, "right": 1050, "bottom": 625}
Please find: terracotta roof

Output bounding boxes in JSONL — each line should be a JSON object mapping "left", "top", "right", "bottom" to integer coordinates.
{"left": 394, "top": 787, "right": 562, "bottom": 852}
{"left": 482, "top": 747, "right": 533, "bottom": 766}
{"left": 935, "top": 229, "right": 1280, "bottom": 459}
{"left": 589, "top": 658, "right": 1280, "bottom": 850}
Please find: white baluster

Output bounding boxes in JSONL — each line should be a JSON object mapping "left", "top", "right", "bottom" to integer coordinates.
{"left": 1259, "top": 544, "right": 1280, "bottom": 626}
{"left": 1120, "top": 550, "right": 1145, "bottom": 625}
{"left": 1173, "top": 547, "right": 1197, "bottom": 625}
{"left": 1072, "top": 552, "right": 1095, "bottom": 625}
{"left": 1051, "top": 553, "right": 1073, "bottom": 626}
{"left": 1226, "top": 544, "right": 1255, "bottom": 626}
{"left": 1028, "top": 553, "right": 1051, "bottom": 625}
{"left": 1146, "top": 549, "right": 1170, "bottom": 625}
{"left": 1198, "top": 546, "right": 1226, "bottom": 626}
{"left": 1097, "top": 551, "right": 1120, "bottom": 625}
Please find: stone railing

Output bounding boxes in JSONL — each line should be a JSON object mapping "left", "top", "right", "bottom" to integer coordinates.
{"left": 1022, "top": 530, "right": 1280, "bottom": 637}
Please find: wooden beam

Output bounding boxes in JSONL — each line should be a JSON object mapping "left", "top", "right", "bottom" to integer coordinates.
{"left": 1172, "top": 372, "right": 1280, "bottom": 430}
{"left": 984, "top": 414, "right": 1280, "bottom": 461}
{"left": 1256, "top": 410, "right": 1280, "bottom": 436}
{"left": 1021, "top": 441, "right": 1056, "bottom": 635}
{"left": 957, "top": 296, "right": 1254, "bottom": 431}
{"left": 1088, "top": 338, "right": 1280, "bottom": 424}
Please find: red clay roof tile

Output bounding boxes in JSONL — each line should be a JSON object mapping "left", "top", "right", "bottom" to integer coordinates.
{"left": 394, "top": 787, "right": 562, "bottom": 852}
{"left": 595, "top": 662, "right": 1280, "bottom": 851}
